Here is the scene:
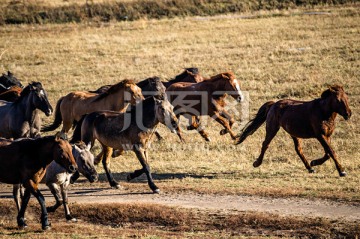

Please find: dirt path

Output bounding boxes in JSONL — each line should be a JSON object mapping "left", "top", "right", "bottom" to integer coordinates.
{"left": 1, "top": 185, "right": 358, "bottom": 222}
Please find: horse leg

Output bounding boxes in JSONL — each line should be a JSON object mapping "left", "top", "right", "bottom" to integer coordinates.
{"left": 17, "top": 188, "right": 31, "bottom": 229}
{"left": 219, "top": 110, "right": 235, "bottom": 135}
{"left": 310, "top": 154, "right": 330, "bottom": 167}
{"left": 46, "top": 183, "right": 62, "bottom": 213}
{"left": 70, "top": 170, "right": 80, "bottom": 184}
{"left": 101, "top": 145, "right": 120, "bottom": 188}
{"left": 292, "top": 137, "right": 315, "bottom": 173}
{"left": 187, "top": 115, "right": 211, "bottom": 141}
{"left": 253, "top": 122, "right": 280, "bottom": 168}
{"left": 317, "top": 135, "right": 346, "bottom": 177}
{"left": 213, "top": 112, "right": 237, "bottom": 139}
{"left": 13, "top": 184, "right": 22, "bottom": 212}
{"left": 60, "top": 184, "right": 76, "bottom": 221}
{"left": 32, "top": 189, "right": 51, "bottom": 230}
{"left": 154, "top": 131, "right": 163, "bottom": 141}
{"left": 94, "top": 150, "right": 104, "bottom": 165}
{"left": 133, "top": 146, "right": 159, "bottom": 193}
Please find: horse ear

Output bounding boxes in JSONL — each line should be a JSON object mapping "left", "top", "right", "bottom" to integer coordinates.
{"left": 221, "top": 73, "right": 230, "bottom": 79}
{"left": 8, "top": 71, "right": 12, "bottom": 76}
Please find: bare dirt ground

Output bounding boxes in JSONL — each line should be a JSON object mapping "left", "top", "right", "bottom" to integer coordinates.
{"left": 1, "top": 183, "right": 359, "bottom": 222}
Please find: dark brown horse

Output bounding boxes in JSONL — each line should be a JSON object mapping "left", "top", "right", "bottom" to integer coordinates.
{"left": 167, "top": 71, "right": 243, "bottom": 141}
{"left": 42, "top": 79, "right": 144, "bottom": 136}
{"left": 0, "top": 134, "right": 77, "bottom": 230}
{"left": 71, "top": 97, "right": 180, "bottom": 192}
{"left": 236, "top": 85, "right": 352, "bottom": 177}
{"left": 0, "top": 71, "right": 23, "bottom": 92}
{"left": 0, "top": 85, "right": 22, "bottom": 101}
{"left": 162, "top": 67, "right": 204, "bottom": 88}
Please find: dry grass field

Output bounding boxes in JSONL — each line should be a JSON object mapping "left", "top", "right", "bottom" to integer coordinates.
{"left": 0, "top": 4, "right": 359, "bottom": 238}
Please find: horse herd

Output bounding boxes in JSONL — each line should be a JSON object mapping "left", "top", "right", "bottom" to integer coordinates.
{"left": 0, "top": 69, "right": 352, "bottom": 230}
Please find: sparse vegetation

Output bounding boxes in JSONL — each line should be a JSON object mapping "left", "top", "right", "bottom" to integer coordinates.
{"left": 0, "top": 2, "right": 359, "bottom": 238}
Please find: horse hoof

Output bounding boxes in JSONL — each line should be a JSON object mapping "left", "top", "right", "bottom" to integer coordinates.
{"left": 42, "top": 225, "right": 51, "bottom": 230}
{"left": 112, "top": 184, "right": 121, "bottom": 189}
{"left": 340, "top": 171, "right": 347, "bottom": 177}
{"left": 152, "top": 188, "right": 160, "bottom": 194}
{"left": 308, "top": 168, "right": 315, "bottom": 173}
{"left": 253, "top": 161, "right": 261, "bottom": 167}
{"left": 310, "top": 161, "right": 316, "bottom": 167}
{"left": 220, "top": 129, "right": 228, "bottom": 135}
{"left": 66, "top": 216, "right": 77, "bottom": 222}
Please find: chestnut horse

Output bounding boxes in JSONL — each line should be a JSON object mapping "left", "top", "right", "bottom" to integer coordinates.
{"left": 167, "top": 71, "right": 243, "bottom": 141}
{"left": 71, "top": 97, "right": 180, "bottom": 192}
{"left": 0, "top": 135, "right": 77, "bottom": 230}
{"left": 42, "top": 79, "right": 144, "bottom": 136}
{"left": 236, "top": 85, "right": 352, "bottom": 177}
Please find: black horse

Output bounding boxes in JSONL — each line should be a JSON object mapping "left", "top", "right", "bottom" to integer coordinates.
{"left": 0, "top": 82, "right": 53, "bottom": 139}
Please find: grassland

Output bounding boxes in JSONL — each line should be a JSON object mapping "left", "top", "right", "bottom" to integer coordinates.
{"left": 0, "top": 4, "right": 359, "bottom": 238}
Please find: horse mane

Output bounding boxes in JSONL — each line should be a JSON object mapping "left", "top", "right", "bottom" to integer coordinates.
{"left": 208, "top": 71, "right": 235, "bottom": 81}
{"left": 168, "top": 68, "right": 199, "bottom": 82}
{"left": 93, "top": 79, "right": 135, "bottom": 102}
{"left": 321, "top": 85, "right": 344, "bottom": 99}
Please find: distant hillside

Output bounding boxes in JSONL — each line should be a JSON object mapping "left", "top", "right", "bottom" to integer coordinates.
{"left": 0, "top": 0, "right": 357, "bottom": 24}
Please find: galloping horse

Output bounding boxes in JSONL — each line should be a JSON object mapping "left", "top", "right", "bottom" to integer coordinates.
{"left": 0, "top": 135, "right": 77, "bottom": 230}
{"left": 71, "top": 97, "right": 180, "bottom": 192}
{"left": 167, "top": 71, "right": 243, "bottom": 141}
{"left": 0, "top": 82, "right": 53, "bottom": 139}
{"left": 42, "top": 79, "right": 144, "bottom": 135}
{"left": 0, "top": 71, "right": 23, "bottom": 92}
{"left": 236, "top": 85, "right": 352, "bottom": 177}
{"left": 45, "top": 141, "right": 98, "bottom": 221}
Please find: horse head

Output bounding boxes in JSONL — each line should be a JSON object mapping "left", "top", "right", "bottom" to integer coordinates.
{"left": 321, "top": 85, "right": 352, "bottom": 120}
{"left": 217, "top": 72, "right": 244, "bottom": 102}
{"left": 26, "top": 82, "right": 53, "bottom": 116}
{"left": 72, "top": 141, "right": 98, "bottom": 183}
{"left": 54, "top": 133, "right": 78, "bottom": 174}
{"left": 123, "top": 79, "right": 144, "bottom": 105}
{"left": 0, "top": 71, "right": 23, "bottom": 90}
{"left": 154, "top": 97, "right": 179, "bottom": 133}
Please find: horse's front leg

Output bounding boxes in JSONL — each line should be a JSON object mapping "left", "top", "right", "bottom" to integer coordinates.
{"left": 46, "top": 183, "right": 62, "bottom": 213}
{"left": 317, "top": 135, "right": 346, "bottom": 177}
{"left": 16, "top": 188, "right": 31, "bottom": 229}
{"left": 101, "top": 145, "right": 120, "bottom": 188}
{"left": 292, "top": 137, "right": 314, "bottom": 173}
{"left": 133, "top": 145, "right": 159, "bottom": 193}
{"left": 60, "top": 184, "right": 76, "bottom": 221}
{"left": 219, "top": 110, "right": 235, "bottom": 135}
{"left": 213, "top": 111, "right": 237, "bottom": 140}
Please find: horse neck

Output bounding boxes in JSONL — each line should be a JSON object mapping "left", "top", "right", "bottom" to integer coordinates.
{"left": 15, "top": 92, "right": 39, "bottom": 120}
{"left": 27, "top": 138, "right": 55, "bottom": 167}
{"left": 133, "top": 98, "right": 158, "bottom": 129}
{"left": 200, "top": 78, "right": 227, "bottom": 97}
{"left": 318, "top": 98, "right": 338, "bottom": 121}
{"left": 109, "top": 88, "right": 128, "bottom": 108}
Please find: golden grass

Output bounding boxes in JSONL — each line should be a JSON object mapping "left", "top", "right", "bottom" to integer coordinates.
{"left": 0, "top": 6, "right": 359, "bottom": 203}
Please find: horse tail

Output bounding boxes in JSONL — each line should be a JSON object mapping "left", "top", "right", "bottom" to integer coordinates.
{"left": 236, "top": 101, "right": 275, "bottom": 145}
{"left": 41, "top": 97, "right": 63, "bottom": 132}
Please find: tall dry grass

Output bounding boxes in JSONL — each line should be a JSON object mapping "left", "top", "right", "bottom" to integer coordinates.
{"left": 0, "top": 6, "right": 359, "bottom": 201}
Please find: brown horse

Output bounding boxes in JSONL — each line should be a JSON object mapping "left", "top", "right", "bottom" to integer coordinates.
{"left": 0, "top": 85, "right": 22, "bottom": 101}
{"left": 162, "top": 67, "right": 204, "bottom": 88}
{"left": 0, "top": 134, "right": 77, "bottom": 230}
{"left": 71, "top": 97, "right": 180, "bottom": 192}
{"left": 236, "top": 85, "right": 352, "bottom": 177}
{"left": 166, "top": 71, "right": 243, "bottom": 141}
{"left": 42, "top": 79, "right": 144, "bottom": 135}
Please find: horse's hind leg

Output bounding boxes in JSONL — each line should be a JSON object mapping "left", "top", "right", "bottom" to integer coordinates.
{"left": 317, "top": 135, "right": 346, "bottom": 177}
{"left": 213, "top": 112, "right": 237, "bottom": 140}
{"left": 46, "top": 183, "right": 62, "bottom": 213}
{"left": 13, "top": 184, "right": 22, "bottom": 212}
{"left": 101, "top": 145, "right": 120, "bottom": 188}
{"left": 253, "top": 122, "right": 279, "bottom": 167}
{"left": 292, "top": 137, "right": 314, "bottom": 173}
{"left": 310, "top": 153, "right": 330, "bottom": 167}
{"left": 133, "top": 146, "right": 159, "bottom": 193}
{"left": 219, "top": 110, "right": 235, "bottom": 135}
